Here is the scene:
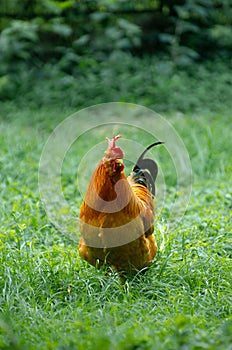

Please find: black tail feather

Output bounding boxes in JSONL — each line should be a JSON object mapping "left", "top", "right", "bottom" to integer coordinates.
{"left": 132, "top": 141, "right": 164, "bottom": 196}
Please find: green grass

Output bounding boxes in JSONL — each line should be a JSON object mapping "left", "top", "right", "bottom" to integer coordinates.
{"left": 0, "top": 63, "right": 232, "bottom": 349}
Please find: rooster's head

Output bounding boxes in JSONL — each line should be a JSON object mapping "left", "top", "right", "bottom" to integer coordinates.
{"left": 104, "top": 135, "right": 124, "bottom": 175}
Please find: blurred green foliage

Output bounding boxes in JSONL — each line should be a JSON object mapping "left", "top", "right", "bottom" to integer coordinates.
{"left": 1, "top": 0, "right": 232, "bottom": 65}
{"left": 0, "top": 0, "right": 232, "bottom": 102}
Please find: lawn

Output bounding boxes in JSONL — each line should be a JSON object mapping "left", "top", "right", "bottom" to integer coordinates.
{"left": 0, "top": 65, "right": 232, "bottom": 349}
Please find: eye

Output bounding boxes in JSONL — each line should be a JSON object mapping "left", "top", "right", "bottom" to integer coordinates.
{"left": 104, "top": 153, "right": 111, "bottom": 159}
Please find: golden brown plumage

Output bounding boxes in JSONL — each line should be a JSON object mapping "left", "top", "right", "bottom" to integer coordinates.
{"left": 78, "top": 135, "right": 163, "bottom": 275}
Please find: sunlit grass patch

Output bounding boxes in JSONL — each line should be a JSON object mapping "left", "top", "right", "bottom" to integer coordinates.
{"left": 0, "top": 95, "right": 231, "bottom": 349}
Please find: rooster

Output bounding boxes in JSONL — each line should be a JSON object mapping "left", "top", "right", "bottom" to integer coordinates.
{"left": 79, "top": 135, "right": 163, "bottom": 276}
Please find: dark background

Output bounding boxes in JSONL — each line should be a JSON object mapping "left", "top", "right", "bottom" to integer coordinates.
{"left": 0, "top": 0, "right": 232, "bottom": 112}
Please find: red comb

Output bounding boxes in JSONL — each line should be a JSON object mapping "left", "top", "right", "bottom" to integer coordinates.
{"left": 106, "top": 135, "right": 121, "bottom": 150}
{"left": 105, "top": 135, "right": 124, "bottom": 159}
